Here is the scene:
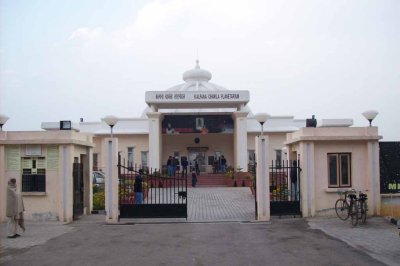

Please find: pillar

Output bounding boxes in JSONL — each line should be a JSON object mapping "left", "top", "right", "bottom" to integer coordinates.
{"left": 102, "top": 138, "right": 119, "bottom": 223}
{"left": 147, "top": 112, "right": 163, "bottom": 171}
{"left": 255, "top": 135, "right": 270, "bottom": 221}
{"left": 298, "top": 142, "right": 315, "bottom": 217}
{"left": 59, "top": 144, "right": 74, "bottom": 223}
{"left": 233, "top": 111, "right": 248, "bottom": 172}
{"left": 367, "top": 140, "right": 381, "bottom": 215}
{"left": 0, "top": 143, "right": 6, "bottom": 222}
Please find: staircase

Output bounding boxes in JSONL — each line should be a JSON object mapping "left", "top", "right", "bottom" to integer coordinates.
{"left": 195, "top": 173, "right": 228, "bottom": 187}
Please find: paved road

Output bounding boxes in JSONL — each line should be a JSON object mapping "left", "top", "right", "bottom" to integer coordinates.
{"left": 0, "top": 217, "right": 387, "bottom": 266}
{"left": 1, "top": 187, "right": 399, "bottom": 265}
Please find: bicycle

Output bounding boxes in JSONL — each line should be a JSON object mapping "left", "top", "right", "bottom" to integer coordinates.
{"left": 335, "top": 189, "right": 358, "bottom": 226}
{"left": 357, "top": 192, "right": 368, "bottom": 224}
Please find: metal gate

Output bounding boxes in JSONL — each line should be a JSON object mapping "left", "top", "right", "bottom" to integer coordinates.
{"left": 251, "top": 160, "right": 301, "bottom": 217}
{"left": 73, "top": 162, "right": 84, "bottom": 220}
{"left": 379, "top": 142, "right": 400, "bottom": 194}
{"left": 118, "top": 157, "right": 187, "bottom": 219}
{"left": 269, "top": 160, "right": 301, "bottom": 216}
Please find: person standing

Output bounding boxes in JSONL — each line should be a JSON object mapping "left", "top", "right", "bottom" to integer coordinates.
{"left": 6, "top": 178, "right": 25, "bottom": 238}
{"left": 220, "top": 155, "right": 227, "bottom": 173}
{"left": 213, "top": 157, "right": 219, "bottom": 174}
{"left": 194, "top": 160, "right": 200, "bottom": 176}
{"left": 172, "top": 156, "right": 179, "bottom": 177}
{"left": 134, "top": 170, "right": 144, "bottom": 204}
{"left": 191, "top": 171, "right": 198, "bottom": 187}
{"left": 182, "top": 158, "right": 188, "bottom": 177}
{"left": 290, "top": 161, "right": 300, "bottom": 200}
{"left": 167, "top": 156, "right": 173, "bottom": 177}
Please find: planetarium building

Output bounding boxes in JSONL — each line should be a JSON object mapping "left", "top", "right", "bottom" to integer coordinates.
{"left": 79, "top": 60, "right": 305, "bottom": 173}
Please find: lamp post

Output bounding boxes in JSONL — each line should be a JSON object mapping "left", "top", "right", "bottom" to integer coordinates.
{"left": 254, "top": 113, "right": 271, "bottom": 220}
{"left": 254, "top": 113, "right": 270, "bottom": 135}
{"left": 102, "top": 115, "right": 118, "bottom": 138}
{"left": 0, "top": 114, "right": 9, "bottom": 131}
{"left": 362, "top": 110, "right": 378, "bottom": 127}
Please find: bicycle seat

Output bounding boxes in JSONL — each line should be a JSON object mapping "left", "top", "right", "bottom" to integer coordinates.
{"left": 359, "top": 193, "right": 367, "bottom": 199}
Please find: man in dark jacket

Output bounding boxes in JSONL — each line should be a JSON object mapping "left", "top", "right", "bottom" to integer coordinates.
{"left": 134, "top": 170, "right": 143, "bottom": 204}
{"left": 182, "top": 158, "right": 188, "bottom": 177}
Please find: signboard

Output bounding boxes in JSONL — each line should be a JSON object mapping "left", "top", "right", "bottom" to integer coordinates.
{"left": 162, "top": 115, "right": 233, "bottom": 134}
{"left": 145, "top": 90, "right": 249, "bottom": 104}
{"left": 379, "top": 142, "right": 400, "bottom": 193}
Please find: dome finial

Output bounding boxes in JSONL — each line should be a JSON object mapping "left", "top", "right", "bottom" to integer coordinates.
{"left": 196, "top": 49, "right": 200, "bottom": 69}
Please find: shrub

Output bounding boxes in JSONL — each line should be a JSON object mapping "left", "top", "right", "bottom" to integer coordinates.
{"left": 93, "top": 191, "right": 105, "bottom": 210}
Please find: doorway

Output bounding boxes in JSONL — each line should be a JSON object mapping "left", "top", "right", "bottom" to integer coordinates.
{"left": 188, "top": 150, "right": 207, "bottom": 173}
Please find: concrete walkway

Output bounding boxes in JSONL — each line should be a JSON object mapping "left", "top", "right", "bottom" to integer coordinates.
{"left": 308, "top": 216, "right": 400, "bottom": 266}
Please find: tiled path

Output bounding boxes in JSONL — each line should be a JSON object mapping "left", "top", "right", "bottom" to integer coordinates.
{"left": 187, "top": 187, "right": 255, "bottom": 222}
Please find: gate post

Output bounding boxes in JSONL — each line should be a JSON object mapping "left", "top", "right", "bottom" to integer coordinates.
{"left": 255, "top": 135, "right": 270, "bottom": 221}
{"left": 103, "top": 138, "right": 119, "bottom": 223}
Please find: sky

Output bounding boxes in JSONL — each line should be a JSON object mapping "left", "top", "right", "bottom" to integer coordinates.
{"left": 0, "top": 0, "right": 399, "bottom": 140}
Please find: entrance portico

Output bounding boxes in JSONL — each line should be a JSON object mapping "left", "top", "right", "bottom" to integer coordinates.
{"left": 145, "top": 61, "right": 250, "bottom": 172}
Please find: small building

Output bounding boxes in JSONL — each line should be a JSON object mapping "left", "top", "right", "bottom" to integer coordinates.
{"left": 285, "top": 126, "right": 381, "bottom": 217}
{"left": 0, "top": 128, "right": 94, "bottom": 223}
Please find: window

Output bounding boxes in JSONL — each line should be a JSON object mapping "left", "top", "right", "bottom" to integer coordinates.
{"left": 141, "top": 151, "right": 148, "bottom": 168}
{"left": 275, "top": 149, "right": 282, "bottom": 168}
{"left": 22, "top": 157, "right": 46, "bottom": 192}
{"left": 328, "top": 153, "right": 351, "bottom": 188}
{"left": 127, "top": 147, "right": 134, "bottom": 167}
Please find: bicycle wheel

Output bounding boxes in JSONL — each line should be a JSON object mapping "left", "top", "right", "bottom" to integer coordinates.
{"left": 350, "top": 201, "right": 359, "bottom": 226}
{"left": 335, "top": 199, "right": 349, "bottom": 220}
{"left": 359, "top": 201, "right": 367, "bottom": 224}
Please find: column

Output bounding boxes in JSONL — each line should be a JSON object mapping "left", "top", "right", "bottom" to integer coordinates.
{"left": 59, "top": 144, "right": 74, "bottom": 223}
{"left": 367, "top": 140, "right": 380, "bottom": 216}
{"left": 102, "top": 138, "right": 119, "bottom": 223}
{"left": 0, "top": 144, "right": 6, "bottom": 222}
{"left": 255, "top": 135, "right": 270, "bottom": 221}
{"left": 232, "top": 111, "right": 248, "bottom": 172}
{"left": 298, "top": 142, "right": 315, "bottom": 217}
{"left": 147, "top": 112, "right": 163, "bottom": 171}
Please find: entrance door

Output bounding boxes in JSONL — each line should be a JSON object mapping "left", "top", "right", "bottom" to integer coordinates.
{"left": 188, "top": 151, "right": 206, "bottom": 173}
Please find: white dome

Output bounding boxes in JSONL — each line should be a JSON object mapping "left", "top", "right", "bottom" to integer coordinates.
{"left": 182, "top": 60, "right": 212, "bottom": 82}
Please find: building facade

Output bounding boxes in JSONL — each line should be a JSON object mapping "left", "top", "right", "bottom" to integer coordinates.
{"left": 0, "top": 61, "right": 384, "bottom": 222}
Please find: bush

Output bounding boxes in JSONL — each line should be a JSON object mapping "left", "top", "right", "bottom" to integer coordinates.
{"left": 93, "top": 191, "right": 105, "bottom": 210}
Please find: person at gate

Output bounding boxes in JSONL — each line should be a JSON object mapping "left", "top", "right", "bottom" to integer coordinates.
{"left": 182, "top": 158, "right": 188, "bottom": 177}
{"left": 134, "top": 170, "right": 144, "bottom": 204}
{"left": 290, "top": 161, "right": 299, "bottom": 200}
{"left": 6, "top": 178, "right": 25, "bottom": 238}
{"left": 167, "top": 156, "right": 173, "bottom": 177}
{"left": 220, "top": 155, "right": 227, "bottom": 173}
{"left": 191, "top": 171, "right": 198, "bottom": 187}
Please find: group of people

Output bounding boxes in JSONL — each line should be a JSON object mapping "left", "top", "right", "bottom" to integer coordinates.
{"left": 166, "top": 156, "right": 187, "bottom": 177}
{"left": 212, "top": 155, "right": 227, "bottom": 174}
{"left": 166, "top": 156, "right": 193, "bottom": 178}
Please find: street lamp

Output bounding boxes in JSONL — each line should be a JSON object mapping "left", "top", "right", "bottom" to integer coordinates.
{"left": 254, "top": 113, "right": 270, "bottom": 135}
{"left": 362, "top": 110, "right": 378, "bottom": 127}
{"left": 0, "top": 114, "right": 9, "bottom": 131}
{"left": 101, "top": 115, "right": 118, "bottom": 137}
